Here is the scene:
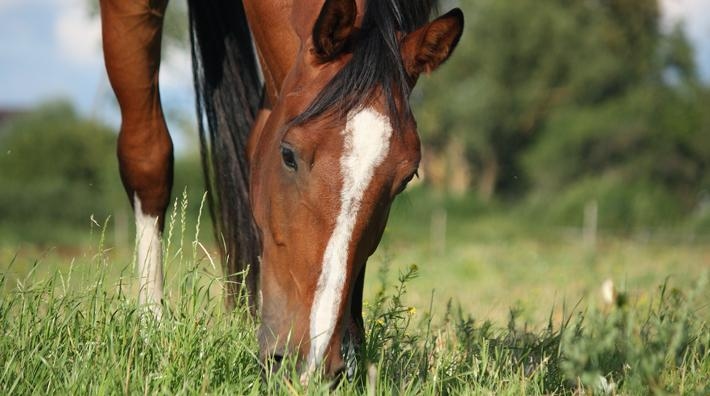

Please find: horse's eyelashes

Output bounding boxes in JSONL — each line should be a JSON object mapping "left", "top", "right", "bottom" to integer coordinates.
{"left": 396, "top": 172, "right": 416, "bottom": 195}
{"left": 398, "top": 169, "right": 419, "bottom": 193}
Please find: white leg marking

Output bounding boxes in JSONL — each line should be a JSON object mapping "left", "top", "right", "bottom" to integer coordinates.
{"left": 306, "top": 108, "right": 393, "bottom": 373}
{"left": 134, "top": 195, "right": 164, "bottom": 318}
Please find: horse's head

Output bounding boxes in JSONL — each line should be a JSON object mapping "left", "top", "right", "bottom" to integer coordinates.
{"left": 247, "top": 0, "right": 462, "bottom": 378}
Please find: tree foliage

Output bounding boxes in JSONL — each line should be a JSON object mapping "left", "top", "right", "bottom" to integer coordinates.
{"left": 414, "top": 0, "right": 710, "bottom": 228}
{"left": 0, "top": 100, "right": 210, "bottom": 245}
{"left": 0, "top": 101, "right": 122, "bottom": 243}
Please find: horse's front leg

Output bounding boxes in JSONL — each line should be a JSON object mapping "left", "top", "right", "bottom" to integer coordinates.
{"left": 100, "top": 0, "right": 173, "bottom": 318}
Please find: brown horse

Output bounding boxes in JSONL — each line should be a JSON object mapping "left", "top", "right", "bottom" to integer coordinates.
{"left": 100, "top": 0, "right": 462, "bottom": 379}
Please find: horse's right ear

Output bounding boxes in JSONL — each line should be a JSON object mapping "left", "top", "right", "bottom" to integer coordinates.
{"left": 312, "top": 0, "right": 357, "bottom": 62}
{"left": 401, "top": 8, "right": 464, "bottom": 79}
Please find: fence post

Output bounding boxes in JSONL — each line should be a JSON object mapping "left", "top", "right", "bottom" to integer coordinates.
{"left": 584, "top": 200, "right": 598, "bottom": 250}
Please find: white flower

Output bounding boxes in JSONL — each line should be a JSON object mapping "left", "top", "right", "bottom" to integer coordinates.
{"left": 601, "top": 279, "right": 616, "bottom": 306}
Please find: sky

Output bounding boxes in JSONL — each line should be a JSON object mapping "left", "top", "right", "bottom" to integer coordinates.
{"left": 0, "top": 0, "right": 709, "bottom": 129}
{"left": 0, "top": 0, "right": 193, "bottom": 130}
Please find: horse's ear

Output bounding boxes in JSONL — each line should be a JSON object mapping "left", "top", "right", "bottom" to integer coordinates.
{"left": 401, "top": 8, "right": 464, "bottom": 78}
{"left": 312, "top": 0, "right": 357, "bottom": 62}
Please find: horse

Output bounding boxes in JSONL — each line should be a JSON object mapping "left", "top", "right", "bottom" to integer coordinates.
{"left": 100, "top": 0, "right": 463, "bottom": 379}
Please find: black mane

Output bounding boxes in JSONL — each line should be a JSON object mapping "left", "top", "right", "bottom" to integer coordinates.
{"left": 292, "top": 0, "right": 438, "bottom": 127}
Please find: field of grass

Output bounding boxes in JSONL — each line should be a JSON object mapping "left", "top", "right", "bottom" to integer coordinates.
{"left": 1, "top": 189, "right": 708, "bottom": 394}
{"left": 372, "top": 190, "right": 710, "bottom": 325}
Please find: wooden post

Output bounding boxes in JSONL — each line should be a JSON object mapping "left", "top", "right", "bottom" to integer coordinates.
{"left": 584, "top": 200, "right": 598, "bottom": 250}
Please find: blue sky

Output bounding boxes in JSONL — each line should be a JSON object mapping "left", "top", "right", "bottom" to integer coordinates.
{"left": 0, "top": 0, "right": 709, "bottom": 128}
{"left": 0, "top": 0, "right": 194, "bottom": 131}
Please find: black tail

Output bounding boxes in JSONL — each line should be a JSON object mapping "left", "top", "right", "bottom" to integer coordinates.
{"left": 187, "top": 0, "right": 262, "bottom": 311}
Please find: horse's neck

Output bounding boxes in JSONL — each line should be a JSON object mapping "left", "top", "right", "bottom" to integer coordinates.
{"left": 243, "top": 0, "right": 367, "bottom": 106}
{"left": 243, "top": 0, "right": 299, "bottom": 105}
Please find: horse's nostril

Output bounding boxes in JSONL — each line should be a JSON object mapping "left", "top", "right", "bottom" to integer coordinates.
{"left": 268, "top": 354, "right": 284, "bottom": 373}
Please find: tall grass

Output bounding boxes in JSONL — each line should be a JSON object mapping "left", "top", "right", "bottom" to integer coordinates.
{"left": 1, "top": 194, "right": 708, "bottom": 394}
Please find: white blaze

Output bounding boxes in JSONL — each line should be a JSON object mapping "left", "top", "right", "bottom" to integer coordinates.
{"left": 134, "top": 195, "right": 164, "bottom": 318}
{"left": 306, "top": 108, "right": 393, "bottom": 373}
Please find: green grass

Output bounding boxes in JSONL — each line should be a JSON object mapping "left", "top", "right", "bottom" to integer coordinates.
{"left": 1, "top": 189, "right": 709, "bottom": 394}
{"left": 370, "top": 188, "right": 710, "bottom": 324}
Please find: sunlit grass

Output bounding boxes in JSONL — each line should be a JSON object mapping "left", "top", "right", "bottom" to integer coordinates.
{"left": 370, "top": 188, "right": 710, "bottom": 324}
{"left": 1, "top": 189, "right": 709, "bottom": 394}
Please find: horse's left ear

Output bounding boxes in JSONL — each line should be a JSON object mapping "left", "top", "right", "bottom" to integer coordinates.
{"left": 312, "top": 0, "right": 357, "bottom": 62}
{"left": 401, "top": 8, "right": 464, "bottom": 78}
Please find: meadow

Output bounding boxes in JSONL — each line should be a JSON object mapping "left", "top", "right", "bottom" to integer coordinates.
{"left": 1, "top": 189, "right": 708, "bottom": 394}
{"left": 2, "top": 0, "right": 709, "bottom": 392}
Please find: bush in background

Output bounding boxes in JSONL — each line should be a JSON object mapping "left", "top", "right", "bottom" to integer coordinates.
{"left": 0, "top": 100, "right": 208, "bottom": 246}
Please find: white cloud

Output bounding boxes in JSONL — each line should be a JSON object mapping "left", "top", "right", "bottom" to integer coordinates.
{"left": 161, "top": 47, "right": 192, "bottom": 91}
{"left": 0, "top": 0, "right": 30, "bottom": 12}
{"left": 159, "top": 47, "right": 196, "bottom": 120}
{"left": 661, "top": 0, "right": 710, "bottom": 32}
{"left": 54, "top": 0, "right": 101, "bottom": 67}
{"left": 661, "top": 0, "right": 710, "bottom": 79}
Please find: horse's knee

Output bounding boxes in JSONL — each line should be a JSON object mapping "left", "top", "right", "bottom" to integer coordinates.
{"left": 117, "top": 125, "right": 174, "bottom": 225}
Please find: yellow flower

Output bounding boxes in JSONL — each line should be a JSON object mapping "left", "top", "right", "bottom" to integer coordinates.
{"left": 408, "top": 306, "right": 416, "bottom": 316}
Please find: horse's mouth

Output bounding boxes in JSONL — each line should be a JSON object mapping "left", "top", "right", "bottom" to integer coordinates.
{"left": 267, "top": 353, "right": 285, "bottom": 374}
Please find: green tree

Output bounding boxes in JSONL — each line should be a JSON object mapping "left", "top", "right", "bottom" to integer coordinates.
{"left": 417, "top": 0, "right": 595, "bottom": 199}
{"left": 521, "top": 17, "right": 709, "bottom": 228}
{"left": 0, "top": 101, "right": 122, "bottom": 243}
{"left": 0, "top": 100, "right": 212, "bottom": 245}
{"left": 416, "top": 0, "right": 664, "bottom": 197}
{"left": 414, "top": 0, "right": 710, "bottom": 229}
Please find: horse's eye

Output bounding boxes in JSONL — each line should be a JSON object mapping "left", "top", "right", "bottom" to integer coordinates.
{"left": 281, "top": 145, "right": 298, "bottom": 171}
